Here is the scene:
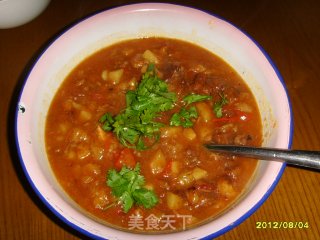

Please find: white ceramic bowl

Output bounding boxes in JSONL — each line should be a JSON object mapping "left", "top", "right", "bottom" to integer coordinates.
{"left": 15, "top": 3, "right": 292, "bottom": 239}
{"left": 0, "top": 0, "right": 51, "bottom": 29}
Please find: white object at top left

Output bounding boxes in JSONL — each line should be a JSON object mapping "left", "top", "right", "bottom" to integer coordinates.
{"left": 0, "top": 0, "right": 50, "bottom": 29}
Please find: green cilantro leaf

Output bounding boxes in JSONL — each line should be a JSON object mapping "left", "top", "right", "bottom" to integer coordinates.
{"left": 183, "top": 93, "right": 212, "bottom": 106}
{"left": 213, "top": 93, "right": 229, "bottom": 118}
{"left": 99, "top": 113, "right": 115, "bottom": 131}
{"left": 106, "top": 163, "right": 158, "bottom": 213}
{"left": 170, "top": 106, "right": 198, "bottom": 128}
{"left": 99, "top": 64, "right": 217, "bottom": 148}
{"left": 120, "top": 191, "right": 134, "bottom": 213}
{"left": 133, "top": 188, "right": 159, "bottom": 209}
{"left": 99, "top": 64, "right": 176, "bottom": 150}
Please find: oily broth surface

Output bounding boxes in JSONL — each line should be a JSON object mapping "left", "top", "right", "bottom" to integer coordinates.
{"left": 45, "top": 38, "right": 262, "bottom": 232}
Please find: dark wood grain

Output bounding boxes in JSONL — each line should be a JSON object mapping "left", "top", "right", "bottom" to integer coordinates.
{"left": 1, "top": 0, "right": 319, "bottom": 239}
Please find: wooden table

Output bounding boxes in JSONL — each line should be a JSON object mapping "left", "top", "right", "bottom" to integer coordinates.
{"left": 1, "top": 0, "right": 319, "bottom": 239}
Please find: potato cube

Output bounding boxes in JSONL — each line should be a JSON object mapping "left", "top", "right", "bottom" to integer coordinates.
{"left": 196, "top": 102, "right": 214, "bottom": 122}
{"left": 150, "top": 149, "right": 167, "bottom": 174}
{"left": 183, "top": 128, "right": 197, "bottom": 141}
{"left": 142, "top": 49, "right": 159, "bottom": 63}
{"left": 108, "top": 69, "right": 123, "bottom": 84}
{"left": 166, "top": 192, "right": 183, "bottom": 210}
{"left": 192, "top": 167, "right": 208, "bottom": 180}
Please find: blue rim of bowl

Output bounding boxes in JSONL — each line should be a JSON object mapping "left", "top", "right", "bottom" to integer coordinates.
{"left": 14, "top": 3, "right": 293, "bottom": 240}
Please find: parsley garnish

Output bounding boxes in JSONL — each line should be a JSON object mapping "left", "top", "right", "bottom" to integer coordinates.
{"left": 107, "top": 163, "right": 158, "bottom": 213}
{"left": 99, "top": 64, "right": 176, "bottom": 150}
{"left": 183, "top": 94, "right": 212, "bottom": 106}
{"left": 170, "top": 106, "right": 198, "bottom": 128}
{"left": 99, "top": 64, "right": 213, "bottom": 147}
{"left": 169, "top": 93, "right": 211, "bottom": 128}
{"left": 213, "top": 93, "right": 228, "bottom": 118}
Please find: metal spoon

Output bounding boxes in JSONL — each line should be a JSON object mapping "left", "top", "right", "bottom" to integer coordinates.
{"left": 205, "top": 144, "right": 320, "bottom": 170}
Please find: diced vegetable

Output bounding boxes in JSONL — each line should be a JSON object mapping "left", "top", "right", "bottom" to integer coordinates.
{"left": 194, "top": 125, "right": 213, "bottom": 142}
{"left": 79, "top": 110, "right": 92, "bottom": 122}
{"left": 176, "top": 167, "right": 208, "bottom": 189}
{"left": 108, "top": 69, "right": 124, "bottom": 84}
{"left": 150, "top": 149, "right": 167, "bottom": 174}
{"left": 196, "top": 102, "right": 214, "bottom": 122}
{"left": 183, "top": 128, "right": 197, "bottom": 141}
{"left": 234, "top": 102, "right": 252, "bottom": 113}
{"left": 176, "top": 171, "right": 194, "bottom": 189}
{"left": 217, "top": 180, "right": 236, "bottom": 198}
{"left": 171, "top": 161, "right": 181, "bottom": 175}
{"left": 101, "top": 70, "right": 108, "bottom": 80}
{"left": 186, "top": 190, "right": 200, "bottom": 205}
{"left": 192, "top": 167, "right": 208, "bottom": 180}
{"left": 160, "top": 126, "right": 183, "bottom": 138}
{"left": 142, "top": 50, "right": 159, "bottom": 63}
{"left": 166, "top": 192, "right": 183, "bottom": 210}
{"left": 162, "top": 160, "right": 181, "bottom": 177}
{"left": 71, "top": 101, "right": 82, "bottom": 110}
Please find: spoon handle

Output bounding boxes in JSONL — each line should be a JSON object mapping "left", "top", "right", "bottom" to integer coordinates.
{"left": 205, "top": 145, "right": 320, "bottom": 170}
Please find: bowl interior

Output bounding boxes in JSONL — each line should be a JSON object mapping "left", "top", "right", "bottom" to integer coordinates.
{"left": 16, "top": 3, "right": 292, "bottom": 240}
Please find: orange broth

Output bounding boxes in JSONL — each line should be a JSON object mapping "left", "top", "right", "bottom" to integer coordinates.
{"left": 45, "top": 38, "right": 262, "bottom": 232}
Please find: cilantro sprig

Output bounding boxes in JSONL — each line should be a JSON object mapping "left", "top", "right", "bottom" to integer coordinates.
{"left": 99, "top": 64, "right": 176, "bottom": 150}
{"left": 170, "top": 106, "right": 198, "bottom": 128}
{"left": 213, "top": 93, "right": 228, "bottom": 118}
{"left": 183, "top": 94, "right": 212, "bottom": 106}
{"left": 99, "top": 64, "right": 215, "bottom": 148}
{"left": 107, "top": 163, "right": 158, "bottom": 213}
{"left": 169, "top": 94, "right": 211, "bottom": 128}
